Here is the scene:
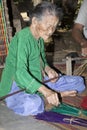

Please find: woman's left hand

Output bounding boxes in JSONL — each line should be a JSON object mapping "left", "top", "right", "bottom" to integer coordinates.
{"left": 47, "top": 68, "right": 58, "bottom": 82}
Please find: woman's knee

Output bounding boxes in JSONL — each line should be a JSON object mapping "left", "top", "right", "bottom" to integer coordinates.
{"left": 22, "top": 94, "right": 45, "bottom": 116}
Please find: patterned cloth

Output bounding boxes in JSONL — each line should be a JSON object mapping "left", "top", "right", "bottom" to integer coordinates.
{"left": 0, "top": 1, "right": 8, "bottom": 54}
{"left": 0, "top": 0, "right": 8, "bottom": 64}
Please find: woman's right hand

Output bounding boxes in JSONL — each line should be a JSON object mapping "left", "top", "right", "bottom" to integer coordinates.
{"left": 38, "top": 86, "right": 60, "bottom": 106}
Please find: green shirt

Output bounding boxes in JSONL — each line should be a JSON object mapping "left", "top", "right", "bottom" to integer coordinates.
{"left": 0, "top": 27, "right": 48, "bottom": 97}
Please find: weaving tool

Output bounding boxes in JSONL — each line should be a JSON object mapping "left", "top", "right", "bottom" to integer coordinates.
{"left": 0, "top": 76, "right": 58, "bottom": 101}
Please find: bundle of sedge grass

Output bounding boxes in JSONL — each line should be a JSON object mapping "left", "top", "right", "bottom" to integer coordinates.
{"left": 73, "top": 62, "right": 87, "bottom": 79}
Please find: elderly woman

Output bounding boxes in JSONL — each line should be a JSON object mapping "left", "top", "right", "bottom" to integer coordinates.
{"left": 0, "top": 1, "right": 85, "bottom": 116}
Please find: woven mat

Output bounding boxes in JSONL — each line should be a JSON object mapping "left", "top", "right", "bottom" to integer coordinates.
{"left": 0, "top": 1, "right": 8, "bottom": 65}
{"left": 36, "top": 95, "right": 87, "bottom": 130}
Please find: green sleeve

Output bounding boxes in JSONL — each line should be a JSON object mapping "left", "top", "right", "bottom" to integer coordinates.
{"left": 15, "top": 36, "right": 42, "bottom": 94}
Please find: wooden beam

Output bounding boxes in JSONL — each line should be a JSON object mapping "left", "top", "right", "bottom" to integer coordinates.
{"left": 66, "top": 56, "right": 72, "bottom": 75}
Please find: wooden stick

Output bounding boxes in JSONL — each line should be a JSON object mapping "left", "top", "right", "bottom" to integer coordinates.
{"left": 0, "top": 76, "right": 58, "bottom": 101}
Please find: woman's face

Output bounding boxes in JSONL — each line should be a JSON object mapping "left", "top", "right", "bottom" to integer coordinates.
{"left": 36, "top": 15, "right": 59, "bottom": 41}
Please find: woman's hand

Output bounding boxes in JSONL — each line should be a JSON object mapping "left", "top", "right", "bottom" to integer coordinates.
{"left": 45, "top": 66, "right": 58, "bottom": 82}
{"left": 38, "top": 86, "right": 60, "bottom": 106}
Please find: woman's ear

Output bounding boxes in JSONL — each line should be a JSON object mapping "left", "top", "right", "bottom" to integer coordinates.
{"left": 32, "top": 17, "right": 38, "bottom": 27}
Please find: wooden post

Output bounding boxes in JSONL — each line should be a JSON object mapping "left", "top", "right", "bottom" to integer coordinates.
{"left": 66, "top": 56, "right": 72, "bottom": 75}
{"left": 32, "top": 0, "right": 42, "bottom": 7}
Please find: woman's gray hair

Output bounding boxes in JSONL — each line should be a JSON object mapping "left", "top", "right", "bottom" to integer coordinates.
{"left": 28, "top": 1, "right": 63, "bottom": 25}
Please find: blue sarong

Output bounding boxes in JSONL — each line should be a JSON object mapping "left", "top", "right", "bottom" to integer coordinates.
{"left": 45, "top": 75, "right": 85, "bottom": 93}
{"left": 5, "top": 75, "right": 85, "bottom": 116}
{"left": 5, "top": 82, "right": 44, "bottom": 116}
